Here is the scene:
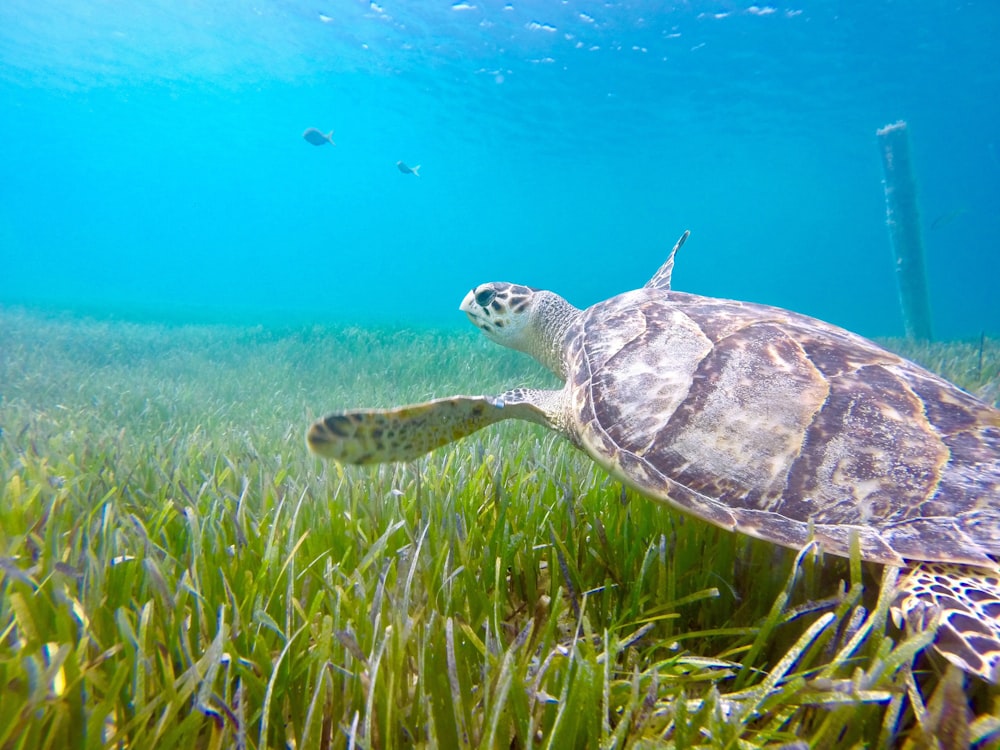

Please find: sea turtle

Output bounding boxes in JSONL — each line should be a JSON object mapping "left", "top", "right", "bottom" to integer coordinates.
{"left": 307, "top": 231, "right": 1000, "bottom": 682}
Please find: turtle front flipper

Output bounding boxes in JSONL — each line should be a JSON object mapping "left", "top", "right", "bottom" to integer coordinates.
{"left": 644, "top": 229, "right": 690, "bottom": 291}
{"left": 307, "top": 390, "right": 562, "bottom": 464}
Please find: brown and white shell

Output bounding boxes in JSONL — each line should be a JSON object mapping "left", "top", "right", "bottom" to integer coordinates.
{"left": 564, "top": 287, "right": 1000, "bottom": 568}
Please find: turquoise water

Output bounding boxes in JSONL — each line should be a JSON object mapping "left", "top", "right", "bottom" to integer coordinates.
{"left": 1, "top": 1, "right": 997, "bottom": 339}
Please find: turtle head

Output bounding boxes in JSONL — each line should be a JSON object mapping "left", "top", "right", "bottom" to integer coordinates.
{"left": 460, "top": 282, "right": 579, "bottom": 379}
{"left": 461, "top": 283, "right": 536, "bottom": 346}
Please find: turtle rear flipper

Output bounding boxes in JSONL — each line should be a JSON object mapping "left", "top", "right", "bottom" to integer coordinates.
{"left": 894, "top": 563, "right": 1000, "bottom": 683}
{"left": 307, "top": 390, "right": 559, "bottom": 464}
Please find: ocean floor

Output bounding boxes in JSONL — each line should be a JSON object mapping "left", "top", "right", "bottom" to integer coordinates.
{"left": 2, "top": 305, "right": 998, "bottom": 748}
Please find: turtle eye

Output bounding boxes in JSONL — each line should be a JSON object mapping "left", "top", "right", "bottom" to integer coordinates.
{"left": 475, "top": 288, "right": 496, "bottom": 307}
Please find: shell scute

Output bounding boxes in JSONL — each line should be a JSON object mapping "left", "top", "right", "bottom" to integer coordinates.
{"left": 782, "top": 363, "right": 943, "bottom": 527}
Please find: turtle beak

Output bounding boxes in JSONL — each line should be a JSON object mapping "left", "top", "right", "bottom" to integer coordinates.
{"left": 459, "top": 289, "right": 477, "bottom": 314}
{"left": 460, "top": 289, "right": 487, "bottom": 330}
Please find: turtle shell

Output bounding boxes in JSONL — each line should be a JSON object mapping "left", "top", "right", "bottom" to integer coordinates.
{"left": 566, "top": 288, "right": 1000, "bottom": 567}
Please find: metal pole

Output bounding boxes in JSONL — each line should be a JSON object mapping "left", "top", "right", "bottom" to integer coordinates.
{"left": 877, "top": 121, "right": 933, "bottom": 341}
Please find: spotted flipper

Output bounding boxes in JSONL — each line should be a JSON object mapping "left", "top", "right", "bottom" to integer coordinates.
{"left": 893, "top": 563, "right": 1000, "bottom": 683}
{"left": 306, "top": 390, "right": 558, "bottom": 464}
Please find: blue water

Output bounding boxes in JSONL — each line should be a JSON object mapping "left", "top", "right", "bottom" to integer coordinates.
{"left": 1, "top": 1, "right": 997, "bottom": 339}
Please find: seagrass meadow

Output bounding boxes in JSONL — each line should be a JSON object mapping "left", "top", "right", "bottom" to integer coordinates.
{"left": 2, "top": 305, "right": 1000, "bottom": 749}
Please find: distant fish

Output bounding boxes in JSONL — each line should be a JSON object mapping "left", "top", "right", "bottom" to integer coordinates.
{"left": 929, "top": 207, "right": 967, "bottom": 230}
{"left": 396, "top": 161, "right": 420, "bottom": 176}
{"left": 303, "top": 128, "right": 335, "bottom": 146}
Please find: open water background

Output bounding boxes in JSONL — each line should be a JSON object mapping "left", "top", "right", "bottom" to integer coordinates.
{"left": 1, "top": 1, "right": 997, "bottom": 339}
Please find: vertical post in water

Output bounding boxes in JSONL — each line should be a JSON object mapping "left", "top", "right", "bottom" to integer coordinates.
{"left": 877, "top": 120, "right": 932, "bottom": 341}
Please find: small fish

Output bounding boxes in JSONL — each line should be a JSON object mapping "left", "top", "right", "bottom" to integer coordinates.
{"left": 303, "top": 128, "right": 335, "bottom": 146}
{"left": 396, "top": 161, "right": 420, "bottom": 176}
{"left": 929, "top": 207, "right": 967, "bottom": 230}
